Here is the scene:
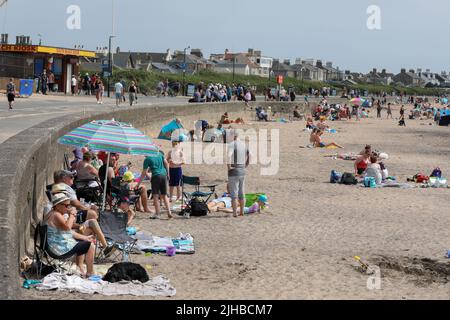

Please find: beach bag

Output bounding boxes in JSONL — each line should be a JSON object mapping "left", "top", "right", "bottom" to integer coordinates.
{"left": 189, "top": 197, "right": 208, "bottom": 217}
{"left": 330, "top": 170, "right": 342, "bottom": 184}
{"left": 341, "top": 173, "right": 358, "bottom": 185}
{"left": 430, "top": 168, "right": 442, "bottom": 178}
{"left": 364, "top": 177, "right": 376, "bottom": 188}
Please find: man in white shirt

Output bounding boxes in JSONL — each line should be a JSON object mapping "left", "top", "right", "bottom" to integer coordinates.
{"left": 114, "top": 81, "right": 124, "bottom": 106}
{"left": 71, "top": 75, "right": 77, "bottom": 95}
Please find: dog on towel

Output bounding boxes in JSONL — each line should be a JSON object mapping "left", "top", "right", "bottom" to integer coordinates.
{"left": 103, "top": 262, "right": 149, "bottom": 283}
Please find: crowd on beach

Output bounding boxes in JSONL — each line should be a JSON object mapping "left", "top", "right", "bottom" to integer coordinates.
{"left": 41, "top": 110, "right": 270, "bottom": 278}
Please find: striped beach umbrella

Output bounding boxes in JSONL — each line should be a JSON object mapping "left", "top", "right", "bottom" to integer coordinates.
{"left": 58, "top": 119, "right": 159, "bottom": 156}
{"left": 350, "top": 97, "right": 365, "bottom": 106}
{"left": 58, "top": 119, "right": 160, "bottom": 210}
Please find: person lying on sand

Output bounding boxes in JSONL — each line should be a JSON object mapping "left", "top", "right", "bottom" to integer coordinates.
{"left": 310, "top": 128, "right": 344, "bottom": 149}
{"left": 217, "top": 195, "right": 269, "bottom": 215}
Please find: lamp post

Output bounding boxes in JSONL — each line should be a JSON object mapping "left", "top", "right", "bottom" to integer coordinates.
{"left": 107, "top": 35, "right": 115, "bottom": 98}
{"left": 232, "top": 55, "right": 236, "bottom": 81}
{"left": 183, "top": 46, "right": 190, "bottom": 96}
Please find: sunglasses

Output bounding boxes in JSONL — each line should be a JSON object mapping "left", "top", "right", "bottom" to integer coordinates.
{"left": 59, "top": 203, "right": 72, "bottom": 209}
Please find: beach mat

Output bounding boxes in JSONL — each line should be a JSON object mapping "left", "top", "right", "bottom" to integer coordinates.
{"left": 134, "top": 232, "right": 195, "bottom": 255}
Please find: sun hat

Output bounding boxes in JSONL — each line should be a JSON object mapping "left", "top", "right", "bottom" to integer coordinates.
{"left": 122, "top": 171, "right": 135, "bottom": 182}
{"left": 51, "top": 183, "right": 69, "bottom": 194}
{"left": 52, "top": 193, "right": 71, "bottom": 207}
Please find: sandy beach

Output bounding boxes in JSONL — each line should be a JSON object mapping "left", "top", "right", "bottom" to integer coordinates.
{"left": 23, "top": 104, "right": 450, "bottom": 300}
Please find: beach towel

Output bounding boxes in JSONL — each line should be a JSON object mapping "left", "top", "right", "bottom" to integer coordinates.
{"left": 36, "top": 273, "right": 176, "bottom": 297}
{"left": 158, "top": 120, "right": 184, "bottom": 141}
{"left": 134, "top": 232, "right": 195, "bottom": 254}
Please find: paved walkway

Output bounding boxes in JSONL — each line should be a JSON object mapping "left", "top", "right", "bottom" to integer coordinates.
{"left": 0, "top": 94, "right": 190, "bottom": 144}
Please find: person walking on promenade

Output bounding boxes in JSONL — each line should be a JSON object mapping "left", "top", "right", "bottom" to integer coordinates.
{"left": 129, "top": 81, "right": 137, "bottom": 106}
{"left": 71, "top": 75, "right": 77, "bottom": 96}
{"left": 227, "top": 129, "right": 251, "bottom": 218}
{"left": 114, "top": 80, "right": 124, "bottom": 107}
{"left": 6, "top": 78, "right": 16, "bottom": 110}
{"left": 47, "top": 71, "right": 55, "bottom": 93}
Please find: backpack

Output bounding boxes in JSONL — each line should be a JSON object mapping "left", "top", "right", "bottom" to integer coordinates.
{"left": 431, "top": 168, "right": 442, "bottom": 178}
{"left": 364, "top": 177, "right": 376, "bottom": 188}
{"left": 341, "top": 173, "right": 358, "bottom": 185}
{"left": 330, "top": 170, "right": 342, "bottom": 184}
{"left": 189, "top": 197, "right": 208, "bottom": 217}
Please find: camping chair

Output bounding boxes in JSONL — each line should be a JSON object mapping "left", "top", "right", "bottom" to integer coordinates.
{"left": 74, "top": 177, "right": 104, "bottom": 206}
{"left": 181, "top": 176, "right": 218, "bottom": 215}
{"left": 33, "top": 222, "right": 75, "bottom": 278}
{"left": 97, "top": 210, "right": 137, "bottom": 263}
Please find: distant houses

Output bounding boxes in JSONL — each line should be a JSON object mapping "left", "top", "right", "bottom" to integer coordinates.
{"left": 85, "top": 46, "right": 450, "bottom": 89}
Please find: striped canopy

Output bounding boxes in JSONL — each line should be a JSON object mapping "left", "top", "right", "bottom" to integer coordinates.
{"left": 58, "top": 120, "right": 159, "bottom": 156}
{"left": 350, "top": 97, "right": 365, "bottom": 106}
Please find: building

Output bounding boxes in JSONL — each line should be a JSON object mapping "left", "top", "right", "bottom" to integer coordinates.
{"left": 0, "top": 34, "right": 95, "bottom": 93}
{"left": 169, "top": 49, "right": 214, "bottom": 74}
{"left": 393, "top": 69, "right": 423, "bottom": 87}
{"left": 211, "top": 49, "right": 272, "bottom": 78}
{"left": 213, "top": 61, "right": 250, "bottom": 76}
{"left": 111, "top": 49, "right": 172, "bottom": 71}
{"left": 364, "top": 68, "right": 394, "bottom": 85}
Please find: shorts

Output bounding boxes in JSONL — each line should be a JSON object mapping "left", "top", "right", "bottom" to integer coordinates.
{"left": 115, "top": 92, "right": 122, "bottom": 99}
{"left": 228, "top": 175, "right": 245, "bottom": 200}
{"left": 169, "top": 167, "right": 182, "bottom": 187}
{"left": 59, "top": 241, "right": 91, "bottom": 259}
{"left": 212, "top": 197, "right": 232, "bottom": 209}
{"left": 7, "top": 93, "right": 15, "bottom": 102}
{"left": 319, "top": 143, "right": 326, "bottom": 148}
{"left": 151, "top": 175, "right": 168, "bottom": 196}
{"left": 76, "top": 210, "right": 88, "bottom": 224}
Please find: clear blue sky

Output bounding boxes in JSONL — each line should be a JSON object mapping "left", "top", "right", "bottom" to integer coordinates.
{"left": 1, "top": 0, "right": 449, "bottom": 73}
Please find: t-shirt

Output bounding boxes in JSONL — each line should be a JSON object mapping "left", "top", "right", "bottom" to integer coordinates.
{"left": 228, "top": 140, "right": 249, "bottom": 177}
{"left": 71, "top": 77, "right": 77, "bottom": 86}
{"left": 143, "top": 153, "right": 167, "bottom": 177}
{"left": 114, "top": 82, "right": 123, "bottom": 93}
{"left": 6, "top": 83, "right": 15, "bottom": 94}
{"left": 63, "top": 183, "right": 77, "bottom": 201}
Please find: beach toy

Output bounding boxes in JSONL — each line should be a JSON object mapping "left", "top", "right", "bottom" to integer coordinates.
{"left": 88, "top": 275, "right": 102, "bottom": 282}
{"left": 127, "top": 227, "right": 137, "bottom": 236}
{"left": 166, "top": 246, "right": 176, "bottom": 257}
{"left": 22, "top": 279, "right": 41, "bottom": 289}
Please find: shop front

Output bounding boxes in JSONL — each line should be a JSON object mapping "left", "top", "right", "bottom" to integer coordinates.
{"left": 0, "top": 44, "right": 95, "bottom": 94}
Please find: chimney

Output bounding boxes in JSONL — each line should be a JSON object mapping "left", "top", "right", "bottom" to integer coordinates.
{"left": 316, "top": 60, "right": 323, "bottom": 68}
{"left": 116, "top": 47, "right": 121, "bottom": 54}
{"left": 283, "top": 59, "right": 291, "bottom": 66}
{"left": 409, "top": 69, "right": 415, "bottom": 74}
{"left": 381, "top": 69, "right": 386, "bottom": 76}
{"left": 326, "top": 62, "right": 333, "bottom": 68}
{"left": 254, "top": 50, "right": 261, "bottom": 57}
{"left": 426, "top": 68, "right": 430, "bottom": 73}
{"left": 372, "top": 68, "right": 377, "bottom": 74}
{"left": 248, "top": 48, "right": 254, "bottom": 55}
{"left": 417, "top": 68, "right": 422, "bottom": 74}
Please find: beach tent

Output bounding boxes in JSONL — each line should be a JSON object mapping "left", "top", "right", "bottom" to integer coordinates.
{"left": 158, "top": 119, "right": 184, "bottom": 141}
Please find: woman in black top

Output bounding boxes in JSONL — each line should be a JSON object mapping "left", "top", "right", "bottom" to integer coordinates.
{"left": 129, "top": 81, "right": 137, "bottom": 106}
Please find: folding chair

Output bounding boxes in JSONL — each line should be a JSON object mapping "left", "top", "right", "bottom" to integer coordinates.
{"left": 181, "top": 176, "right": 218, "bottom": 214}
{"left": 74, "top": 177, "right": 104, "bottom": 206}
{"left": 33, "top": 222, "right": 75, "bottom": 278}
{"left": 63, "top": 153, "right": 71, "bottom": 171}
{"left": 97, "top": 211, "right": 137, "bottom": 263}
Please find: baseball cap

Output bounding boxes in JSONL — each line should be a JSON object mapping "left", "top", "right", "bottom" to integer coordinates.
{"left": 54, "top": 170, "right": 76, "bottom": 182}
{"left": 52, "top": 193, "right": 71, "bottom": 207}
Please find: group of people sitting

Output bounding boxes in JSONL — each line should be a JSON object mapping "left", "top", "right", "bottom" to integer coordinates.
{"left": 354, "top": 145, "right": 389, "bottom": 185}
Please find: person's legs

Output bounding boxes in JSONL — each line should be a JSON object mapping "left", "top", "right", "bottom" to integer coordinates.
{"left": 139, "top": 185, "right": 152, "bottom": 213}
{"left": 85, "top": 244, "right": 95, "bottom": 276}
{"left": 153, "top": 194, "right": 161, "bottom": 216}
{"left": 162, "top": 195, "right": 173, "bottom": 219}
{"left": 76, "top": 255, "right": 85, "bottom": 274}
{"left": 228, "top": 177, "right": 239, "bottom": 217}
{"left": 238, "top": 177, "right": 245, "bottom": 216}
{"left": 84, "top": 219, "right": 107, "bottom": 248}
{"left": 176, "top": 185, "right": 182, "bottom": 201}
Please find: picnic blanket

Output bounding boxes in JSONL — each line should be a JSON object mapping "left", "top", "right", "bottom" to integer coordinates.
{"left": 358, "top": 181, "right": 416, "bottom": 189}
{"left": 134, "top": 232, "right": 195, "bottom": 254}
{"left": 36, "top": 273, "right": 176, "bottom": 297}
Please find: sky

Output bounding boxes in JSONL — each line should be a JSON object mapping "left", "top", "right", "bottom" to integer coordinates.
{"left": 1, "top": 0, "right": 449, "bottom": 73}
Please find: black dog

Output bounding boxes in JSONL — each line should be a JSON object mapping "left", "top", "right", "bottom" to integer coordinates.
{"left": 103, "top": 262, "right": 149, "bottom": 283}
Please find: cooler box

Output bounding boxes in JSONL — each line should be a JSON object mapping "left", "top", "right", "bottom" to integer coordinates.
{"left": 19, "top": 79, "right": 34, "bottom": 97}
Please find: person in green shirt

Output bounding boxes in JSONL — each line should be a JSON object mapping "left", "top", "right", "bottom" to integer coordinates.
{"left": 137, "top": 151, "right": 173, "bottom": 219}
